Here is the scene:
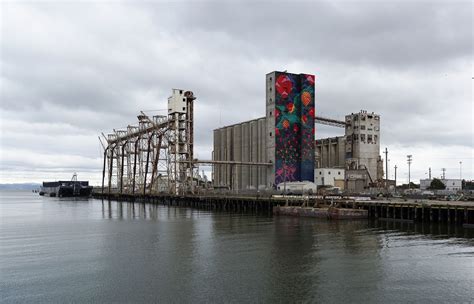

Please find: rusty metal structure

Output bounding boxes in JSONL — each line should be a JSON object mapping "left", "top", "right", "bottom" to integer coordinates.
{"left": 100, "top": 89, "right": 196, "bottom": 195}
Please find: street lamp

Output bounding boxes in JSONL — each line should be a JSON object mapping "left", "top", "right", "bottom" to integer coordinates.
{"left": 459, "top": 161, "right": 462, "bottom": 180}
{"left": 407, "top": 155, "right": 412, "bottom": 189}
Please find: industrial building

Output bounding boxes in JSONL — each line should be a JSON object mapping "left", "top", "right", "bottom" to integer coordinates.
{"left": 213, "top": 71, "right": 315, "bottom": 191}
{"left": 314, "top": 168, "right": 345, "bottom": 188}
{"left": 420, "top": 179, "right": 463, "bottom": 191}
{"left": 212, "top": 70, "right": 383, "bottom": 192}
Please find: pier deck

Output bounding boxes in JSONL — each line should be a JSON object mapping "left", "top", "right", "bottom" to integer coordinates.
{"left": 92, "top": 192, "right": 474, "bottom": 227}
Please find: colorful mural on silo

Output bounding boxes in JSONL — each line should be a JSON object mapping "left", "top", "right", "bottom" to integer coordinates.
{"left": 274, "top": 72, "right": 315, "bottom": 185}
{"left": 300, "top": 74, "right": 315, "bottom": 181}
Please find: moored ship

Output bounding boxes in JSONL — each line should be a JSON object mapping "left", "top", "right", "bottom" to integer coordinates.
{"left": 40, "top": 173, "right": 93, "bottom": 197}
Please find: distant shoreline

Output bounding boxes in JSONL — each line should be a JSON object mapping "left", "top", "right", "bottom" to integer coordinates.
{"left": 0, "top": 183, "right": 41, "bottom": 191}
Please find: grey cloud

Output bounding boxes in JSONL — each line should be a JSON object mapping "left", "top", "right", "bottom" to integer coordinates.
{"left": 0, "top": 1, "right": 472, "bottom": 183}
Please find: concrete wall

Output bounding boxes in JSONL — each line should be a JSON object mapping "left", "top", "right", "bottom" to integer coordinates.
{"left": 315, "top": 136, "right": 345, "bottom": 168}
{"left": 266, "top": 72, "right": 276, "bottom": 188}
{"left": 314, "top": 168, "right": 345, "bottom": 187}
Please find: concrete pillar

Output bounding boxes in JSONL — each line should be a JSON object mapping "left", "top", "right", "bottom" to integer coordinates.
{"left": 241, "top": 123, "right": 250, "bottom": 190}
{"left": 250, "top": 120, "right": 258, "bottom": 189}
{"left": 233, "top": 125, "right": 242, "bottom": 191}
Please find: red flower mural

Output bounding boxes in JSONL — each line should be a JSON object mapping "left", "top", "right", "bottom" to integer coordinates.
{"left": 301, "top": 115, "right": 308, "bottom": 124}
{"left": 275, "top": 75, "right": 293, "bottom": 99}
{"left": 274, "top": 72, "right": 315, "bottom": 185}
{"left": 293, "top": 123, "right": 299, "bottom": 133}
{"left": 301, "top": 91, "right": 311, "bottom": 106}
{"left": 286, "top": 102, "right": 295, "bottom": 113}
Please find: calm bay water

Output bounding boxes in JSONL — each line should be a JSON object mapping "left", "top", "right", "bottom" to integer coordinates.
{"left": 1, "top": 191, "right": 473, "bottom": 303}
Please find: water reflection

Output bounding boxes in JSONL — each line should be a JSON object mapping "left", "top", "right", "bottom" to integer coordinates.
{"left": 3, "top": 196, "right": 461, "bottom": 303}
{"left": 99, "top": 200, "right": 474, "bottom": 239}
{"left": 370, "top": 219, "right": 474, "bottom": 239}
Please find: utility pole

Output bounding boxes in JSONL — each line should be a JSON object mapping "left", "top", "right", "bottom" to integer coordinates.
{"left": 407, "top": 155, "right": 412, "bottom": 189}
{"left": 429, "top": 167, "right": 431, "bottom": 180}
{"left": 394, "top": 165, "right": 397, "bottom": 190}
{"left": 384, "top": 147, "right": 388, "bottom": 189}
{"left": 442, "top": 168, "right": 446, "bottom": 180}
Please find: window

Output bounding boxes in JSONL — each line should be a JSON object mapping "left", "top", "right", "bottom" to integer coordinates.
{"left": 269, "top": 111, "right": 272, "bottom": 116}
{"left": 182, "top": 107, "right": 185, "bottom": 111}
{"left": 183, "top": 98, "right": 186, "bottom": 101}
{"left": 328, "top": 171, "right": 331, "bottom": 175}
{"left": 338, "top": 171, "right": 341, "bottom": 175}
{"left": 179, "top": 90, "right": 183, "bottom": 94}
{"left": 361, "top": 125, "right": 366, "bottom": 130}
{"left": 319, "top": 171, "right": 322, "bottom": 175}
{"left": 374, "top": 135, "right": 378, "bottom": 142}
{"left": 360, "top": 134, "right": 366, "bottom": 142}
{"left": 368, "top": 135, "right": 373, "bottom": 143}
{"left": 270, "top": 132, "right": 272, "bottom": 137}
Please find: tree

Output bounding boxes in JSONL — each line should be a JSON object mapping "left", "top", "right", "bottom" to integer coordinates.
{"left": 429, "top": 178, "right": 445, "bottom": 190}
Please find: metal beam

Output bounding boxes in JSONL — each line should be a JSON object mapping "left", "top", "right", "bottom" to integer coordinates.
{"left": 314, "top": 116, "right": 346, "bottom": 128}
{"left": 190, "top": 160, "right": 273, "bottom": 166}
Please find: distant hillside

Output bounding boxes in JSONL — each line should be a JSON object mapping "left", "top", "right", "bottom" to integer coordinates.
{"left": 0, "top": 183, "right": 41, "bottom": 191}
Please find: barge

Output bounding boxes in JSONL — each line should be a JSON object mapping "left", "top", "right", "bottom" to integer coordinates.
{"left": 40, "top": 174, "right": 93, "bottom": 197}
{"left": 273, "top": 205, "right": 368, "bottom": 219}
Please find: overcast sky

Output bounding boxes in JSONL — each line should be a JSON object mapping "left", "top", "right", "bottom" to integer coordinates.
{"left": 1, "top": 0, "right": 472, "bottom": 185}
